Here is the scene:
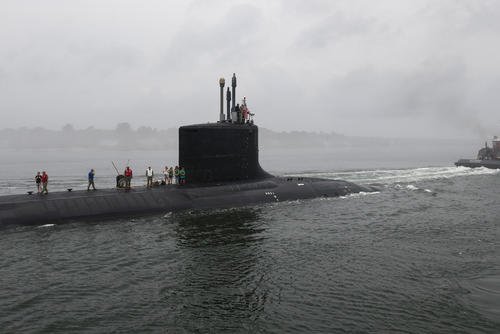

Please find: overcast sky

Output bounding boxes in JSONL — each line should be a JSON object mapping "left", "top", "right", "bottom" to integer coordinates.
{"left": 1, "top": 0, "right": 500, "bottom": 138}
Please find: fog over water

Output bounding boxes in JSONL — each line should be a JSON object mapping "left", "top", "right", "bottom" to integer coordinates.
{"left": 0, "top": 124, "right": 481, "bottom": 193}
{"left": 3, "top": 3, "right": 500, "bottom": 333}
{"left": 2, "top": 0, "right": 500, "bottom": 138}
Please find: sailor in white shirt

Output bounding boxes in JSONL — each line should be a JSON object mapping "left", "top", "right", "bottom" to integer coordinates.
{"left": 146, "top": 166, "right": 154, "bottom": 188}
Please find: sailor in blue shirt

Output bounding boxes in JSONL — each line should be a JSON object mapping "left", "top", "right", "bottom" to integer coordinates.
{"left": 87, "top": 169, "right": 96, "bottom": 190}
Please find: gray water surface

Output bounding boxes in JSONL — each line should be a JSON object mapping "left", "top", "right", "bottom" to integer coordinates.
{"left": 0, "top": 149, "right": 499, "bottom": 333}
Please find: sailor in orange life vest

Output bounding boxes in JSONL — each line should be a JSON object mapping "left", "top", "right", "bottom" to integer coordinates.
{"left": 124, "top": 166, "right": 133, "bottom": 189}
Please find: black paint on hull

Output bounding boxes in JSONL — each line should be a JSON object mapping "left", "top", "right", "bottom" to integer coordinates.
{"left": 0, "top": 177, "right": 373, "bottom": 227}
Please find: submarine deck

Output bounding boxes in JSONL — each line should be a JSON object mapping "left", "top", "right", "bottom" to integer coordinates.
{"left": 0, "top": 176, "right": 356, "bottom": 205}
{"left": 0, "top": 176, "right": 371, "bottom": 227}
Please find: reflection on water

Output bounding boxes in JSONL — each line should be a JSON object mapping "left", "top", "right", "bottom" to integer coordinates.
{"left": 463, "top": 271, "right": 500, "bottom": 322}
{"left": 173, "top": 208, "right": 266, "bottom": 247}
{"left": 158, "top": 208, "right": 270, "bottom": 332}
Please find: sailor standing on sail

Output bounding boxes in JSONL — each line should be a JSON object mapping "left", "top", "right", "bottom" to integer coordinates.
{"left": 146, "top": 166, "right": 154, "bottom": 188}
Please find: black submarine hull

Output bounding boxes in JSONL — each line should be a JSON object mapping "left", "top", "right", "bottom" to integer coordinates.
{"left": 455, "top": 159, "right": 500, "bottom": 169}
{"left": 0, "top": 177, "right": 373, "bottom": 227}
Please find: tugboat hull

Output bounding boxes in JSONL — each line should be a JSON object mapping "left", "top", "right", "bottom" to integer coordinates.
{"left": 454, "top": 159, "right": 500, "bottom": 169}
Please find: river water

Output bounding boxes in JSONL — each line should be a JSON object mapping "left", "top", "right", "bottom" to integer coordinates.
{"left": 0, "top": 148, "right": 499, "bottom": 333}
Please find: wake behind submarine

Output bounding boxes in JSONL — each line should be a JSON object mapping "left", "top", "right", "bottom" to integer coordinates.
{"left": 455, "top": 136, "right": 500, "bottom": 169}
{"left": 0, "top": 74, "right": 374, "bottom": 227}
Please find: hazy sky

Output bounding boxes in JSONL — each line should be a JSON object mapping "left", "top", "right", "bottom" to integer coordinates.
{"left": 1, "top": 0, "right": 500, "bottom": 138}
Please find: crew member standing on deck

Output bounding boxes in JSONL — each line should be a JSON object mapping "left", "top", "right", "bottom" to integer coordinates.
{"left": 179, "top": 167, "right": 186, "bottom": 185}
{"left": 41, "top": 171, "right": 49, "bottom": 194}
{"left": 87, "top": 169, "right": 96, "bottom": 190}
{"left": 168, "top": 166, "right": 173, "bottom": 185}
{"left": 163, "top": 166, "right": 169, "bottom": 184}
{"left": 174, "top": 166, "right": 179, "bottom": 184}
{"left": 146, "top": 166, "right": 154, "bottom": 188}
{"left": 35, "top": 172, "right": 42, "bottom": 193}
{"left": 124, "top": 166, "right": 133, "bottom": 189}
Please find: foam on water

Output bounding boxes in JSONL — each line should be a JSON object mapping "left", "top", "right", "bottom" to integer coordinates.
{"left": 1, "top": 166, "right": 496, "bottom": 197}
{"left": 340, "top": 191, "right": 380, "bottom": 199}
{"left": 290, "top": 166, "right": 500, "bottom": 186}
{"left": 37, "top": 224, "right": 55, "bottom": 228}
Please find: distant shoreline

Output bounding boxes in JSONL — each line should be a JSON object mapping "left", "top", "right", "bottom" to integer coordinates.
{"left": 0, "top": 123, "right": 480, "bottom": 150}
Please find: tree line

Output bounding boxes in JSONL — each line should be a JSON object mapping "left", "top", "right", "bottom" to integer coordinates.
{"left": 1, "top": 122, "right": 457, "bottom": 150}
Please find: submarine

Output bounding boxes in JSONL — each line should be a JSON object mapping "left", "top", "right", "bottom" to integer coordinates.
{"left": 455, "top": 136, "right": 500, "bottom": 169}
{"left": 0, "top": 74, "right": 374, "bottom": 227}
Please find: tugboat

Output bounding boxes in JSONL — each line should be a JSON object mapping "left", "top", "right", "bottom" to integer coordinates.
{"left": 0, "top": 74, "right": 375, "bottom": 227}
{"left": 455, "top": 136, "right": 500, "bottom": 169}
